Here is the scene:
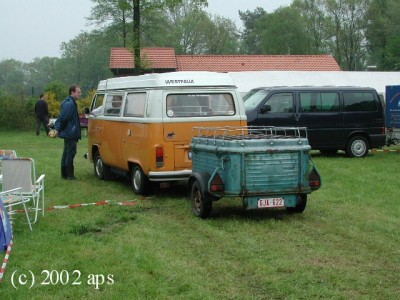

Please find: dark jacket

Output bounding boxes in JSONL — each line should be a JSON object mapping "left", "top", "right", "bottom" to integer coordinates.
{"left": 55, "top": 96, "right": 81, "bottom": 140}
{"left": 34, "top": 99, "right": 49, "bottom": 118}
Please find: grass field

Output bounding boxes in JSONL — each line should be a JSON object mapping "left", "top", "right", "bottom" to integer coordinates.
{"left": 1, "top": 129, "right": 399, "bottom": 299}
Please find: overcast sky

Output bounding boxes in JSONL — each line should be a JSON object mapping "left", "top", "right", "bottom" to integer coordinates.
{"left": 0, "top": 0, "right": 292, "bottom": 63}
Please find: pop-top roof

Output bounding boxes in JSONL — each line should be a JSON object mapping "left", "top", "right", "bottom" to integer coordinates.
{"left": 97, "top": 71, "right": 236, "bottom": 91}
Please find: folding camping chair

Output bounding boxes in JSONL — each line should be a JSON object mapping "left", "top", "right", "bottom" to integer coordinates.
{"left": 1, "top": 158, "right": 45, "bottom": 224}
{"left": 0, "top": 187, "right": 32, "bottom": 231}
{"left": 0, "top": 150, "right": 17, "bottom": 184}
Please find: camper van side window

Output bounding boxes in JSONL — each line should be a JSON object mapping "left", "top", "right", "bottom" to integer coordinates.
{"left": 124, "top": 93, "right": 146, "bottom": 117}
{"left": 166, "top": 93, "right": 235, "bottom": 118}
{"left": 90, "top": 94, "right": 105, "bottom": 116}
{"left": 104, "top": 95, "right": 123, "bottom": 116}
{"left": 343, "top": 92, "right": 377, "bottom": 112}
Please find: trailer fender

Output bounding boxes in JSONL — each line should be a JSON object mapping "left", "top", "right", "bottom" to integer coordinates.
{"left": 189, "top": 172, "right": 211, "bottom": 196}
{"left": 189, "top": 172, "right": 221, "bottom": 201}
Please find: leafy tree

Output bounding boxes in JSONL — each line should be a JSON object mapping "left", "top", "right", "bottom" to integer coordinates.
{"left": 240, "top": 6, "right": 311, "bottom": 55}
{"left": 366, "top": 0, "right": 400, "bottom": 70}
{"left": 203, "top": 15, "right": 240, "bottom": 54}
{"left": 0, "top": 59, "right": 27, "bottom": 97}
{"left": 258, "top": 7, "right": 312, "bottom": 55}
{"left": 324, "top": 0, "right": 369, "bottom": 70}
{"left": 239, "top": 7, "right": 267, "bottom": 54}
{"left": 292, "top": 0, "right": 330, "bottom": 54}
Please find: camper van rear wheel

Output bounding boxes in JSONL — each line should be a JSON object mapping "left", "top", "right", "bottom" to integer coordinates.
{"left": 131, "top": 165, "right": 149, "bottom": 195}
{"left": 346, "top": 136, "right": 369, "bottom": 158}
{"left": 287, "top": 194, "right": 307, "bottom": 214}
{"left": 191, "top": 180, "right": 212, "bottom": 218}
{"left": 94, "top": 151, "right": 112, "bottom": 180}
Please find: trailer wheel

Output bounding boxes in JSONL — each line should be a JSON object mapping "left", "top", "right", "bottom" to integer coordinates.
{"left": 346, "top": 135, "right": 369, "bottom": 158}
{"left": 191, "top": 180, "right": 212, "bottom": 218}
{"left": 287, "top": 194, "right": 307, "bottom": 214}
{"left": 131, "top": 165, "right": 149, "bottom": 195}
{"left": 94, "top": 151, "right": 112, "bottom": 180}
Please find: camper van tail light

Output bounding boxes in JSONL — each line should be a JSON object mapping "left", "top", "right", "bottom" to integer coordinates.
{"left": 381, "top": 127, "right": 386, "bottom": 134}
{"left": 210, "top": 173, "right": 224, "bottom": 192}
{"left": 156, "top": 146, "right": 164, "bottom": 168}
{"left": 309, "top": 167, "right": 321, "bottom": 191}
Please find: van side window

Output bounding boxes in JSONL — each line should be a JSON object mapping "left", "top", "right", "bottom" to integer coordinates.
{"left": 300, "top": 92, "right": 340, "bottom": 112}
{"left": 343, "top": 92, "right": 377, "bottom": 111}
{"left": 104, "top": 95, "right": 123, "bottom": 116}
{"left": 166, "top": 93, "right": 235, "bottom": 118}
{"left": 90, "top": 94, "right": 105, "bottom": 116}
{"left": 265, "top": 93, "right": 293, "bottom": 113}
{"left": 124, "top": 93, "right": 146, "bottom": 117}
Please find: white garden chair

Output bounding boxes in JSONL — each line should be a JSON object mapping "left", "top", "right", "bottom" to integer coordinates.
{"left": 2, "top": 158, "right": 45, "bottom": 224}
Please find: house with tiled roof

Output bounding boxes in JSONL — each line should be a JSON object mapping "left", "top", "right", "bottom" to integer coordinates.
{"left": 109, "top": 47, "right": 341, "bottom": 76}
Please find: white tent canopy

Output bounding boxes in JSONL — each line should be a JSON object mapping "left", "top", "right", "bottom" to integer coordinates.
{"left": 229, "top": 71, "right": 400, "bottom": 98}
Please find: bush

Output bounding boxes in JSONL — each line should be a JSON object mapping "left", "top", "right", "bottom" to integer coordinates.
{"left": 0, "top": 94, "right": 35, "bottom": 129}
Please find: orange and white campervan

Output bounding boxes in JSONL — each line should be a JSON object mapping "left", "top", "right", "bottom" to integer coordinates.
{"left": 88, "top": 71, "right": 247, "bottom": 195}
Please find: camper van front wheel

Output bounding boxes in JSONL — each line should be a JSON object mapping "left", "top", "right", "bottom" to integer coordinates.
{"left": 346, "top": 136, "right": 369, "bottom": 158}
{"left": 94, "top": 151, "right": 112, "bottom": 180}
{"left": 131, "top": 165, "right": 149, "bottom": 195}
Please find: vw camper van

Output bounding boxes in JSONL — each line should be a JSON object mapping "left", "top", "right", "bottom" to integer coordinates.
{"left": 87, "top": 72, "right": 247, "bottom": 195}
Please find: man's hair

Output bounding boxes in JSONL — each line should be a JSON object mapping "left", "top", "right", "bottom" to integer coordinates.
{"left": 39, "top": 94, "right": 44, "bottom": 98}
{"left": 69, "top": 84, "right": 80, "bottom": 95}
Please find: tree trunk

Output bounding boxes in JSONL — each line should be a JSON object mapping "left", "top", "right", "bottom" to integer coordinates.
{"left": 133, "top": 0, "right": 141, "bottom": 75}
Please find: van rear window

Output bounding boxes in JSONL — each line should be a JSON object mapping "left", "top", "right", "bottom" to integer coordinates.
{"left": 343, "top": 92, "right": 377, "bottom": 111}
{"left": 166, "top": 93, "right": 235, "bottom": 118}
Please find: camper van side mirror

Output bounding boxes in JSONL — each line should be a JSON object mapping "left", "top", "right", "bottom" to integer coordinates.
{"left": 260, "top": 104, "right": 271, "bottom": 114}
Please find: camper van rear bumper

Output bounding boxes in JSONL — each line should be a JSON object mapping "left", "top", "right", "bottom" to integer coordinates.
{"left": 148, "top": 170, "right": 192, "bottom": 181}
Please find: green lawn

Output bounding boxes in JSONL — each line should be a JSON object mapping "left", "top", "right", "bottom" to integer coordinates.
{"left": 1, "top": 129, "right": 399, "bottom": 299}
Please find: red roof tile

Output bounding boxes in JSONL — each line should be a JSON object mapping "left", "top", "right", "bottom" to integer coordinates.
{"left": 176, "top": 55, "right": 341, "bottom": 71}
{"left": 110, "top": 47, "right": 177, "bottom": 69}
{"left": 109, "top": 48, "right": 341, "bottom": 72}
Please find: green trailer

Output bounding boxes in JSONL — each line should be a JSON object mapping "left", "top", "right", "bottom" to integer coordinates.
{"left": 189, "top": 126, "right": 322, "bottom": 218}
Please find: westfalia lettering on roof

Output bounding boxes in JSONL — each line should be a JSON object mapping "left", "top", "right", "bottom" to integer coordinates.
{"left": 165, "top": 79, "right": 194, "bottom": 84}
{"left": 97, "top": 72, "right": 236, "bottom": 91}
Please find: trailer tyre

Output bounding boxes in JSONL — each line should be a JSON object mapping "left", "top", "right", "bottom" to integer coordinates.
{"left": 346, "top": 135, "right": 369, "bottom": 158}
{"left": 94, "top": 151, "right": 112, "bottom": 180}
{"left": 287, "top": 194, "right": 307, "bottom": 214}
{"left": 191, "top": 180, "right": 212, "bottom": 218}
{"left": 131, "top": 165, "right": 149, "bottom": 195}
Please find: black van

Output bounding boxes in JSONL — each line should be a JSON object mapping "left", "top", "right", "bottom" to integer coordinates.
{"left": 244, "top": 86, "right": 386, "bottom": 157}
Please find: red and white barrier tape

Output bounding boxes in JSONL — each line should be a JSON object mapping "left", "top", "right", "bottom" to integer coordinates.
{"left": 371, "top": 149, "right": 400, "bottom": 152}
{"left": 47, "top": 199, "right": 139, "bottom": 211}
{"left": 12, "top": 198, "right": 152, "bottom": 214}
{"left": 0, "top": 239, "right": 13, "bottom": 283}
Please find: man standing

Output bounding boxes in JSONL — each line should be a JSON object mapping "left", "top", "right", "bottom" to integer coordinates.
{"left": 52, "top": 85, "right": 82, "bottom": 180}
{"left": 34, "top": 94, "right": 49, "bottom": 135}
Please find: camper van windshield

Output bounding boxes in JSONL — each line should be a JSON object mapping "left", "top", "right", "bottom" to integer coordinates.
{"left": 243, "top": 89, "right": 270, "bottom": 110}
{"left": 166, "top": 93, "right": 235, "bottom": 118}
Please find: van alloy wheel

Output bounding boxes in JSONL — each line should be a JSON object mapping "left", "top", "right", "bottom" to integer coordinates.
{"left": 346, "top": 136, "right": 369, "bottom": 158}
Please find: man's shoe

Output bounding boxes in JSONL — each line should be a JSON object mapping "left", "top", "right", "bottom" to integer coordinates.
{"left": 66, "top": 176, "right": 78, "bottom": 180}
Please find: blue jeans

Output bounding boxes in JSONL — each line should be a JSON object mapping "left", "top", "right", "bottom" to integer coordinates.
{"left": 61, "top": 139, "right": 77, "bottom": 168}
